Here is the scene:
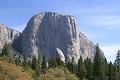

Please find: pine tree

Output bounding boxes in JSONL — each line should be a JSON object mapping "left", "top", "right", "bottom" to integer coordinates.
{"left": 27, "top": 60, "right": 31, "bottom": 67}
{"left": 56, "top": 55, "right": 64, "bottom": 67}
{"left": 15, "top": 55, "right": 21, "bottom": 66}
{"left": 31, "top": 55, "right": 37, "bottom": 70}
{"left": 22, "top": 57, "right": 28, "bottom": 69}
{"left": 71, "top": 57, "right": 77, "bottom": 74}
{"left": 48, "top": 58, "right": 52, "bottom": 68}
{"left": 15, "top": 57, "right": 19, "bottom": 66}
{"left": 101, "top": 58, "right": 106, "bottom": 80}
{"left": 41, "top": 55, "right": 47, "bottom": 74}
{"left": 0, "top": 43, "right": 11, "bottom": 58}
{"left": 77, "top": 56, "right": 84, "bottom": 80}
{"left": 114, "top": 50, "right": 120, "bottom": 72}
{"left": 35, "top": 56, "right": 41, "bottom": 76}
{"left": 66, "top": 61, "right": 74, "bottom": 73}
{"left": 84, "top": 57, "right": 93, "bottom": 80}
{"left": 66, "top": 57, "right": 76, "bottom": 74}
{"left": 37, "top": 55, "right": 41, "bottom": 67}
{"left": 108, "top": 62, "right": 118, "bottom": 80}
{"left": 93, "top": 44, "right": 105, "bottom": 80}
{"left": 48, "top": 57, "right": 57, "bottom": 68}
{"left": 104, "top": 58, "right": 108, "bottom": 79}
{"left": 52, "top": 59, "right": 58, "bottom": 68}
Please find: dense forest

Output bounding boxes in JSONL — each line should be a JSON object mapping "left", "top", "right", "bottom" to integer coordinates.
{"left": 0, "top": 43, "right": 120, "bottom": 80}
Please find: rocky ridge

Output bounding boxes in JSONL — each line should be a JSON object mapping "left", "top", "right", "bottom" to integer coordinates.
{"left": 0, "top": 23, "right": 20, "bottom": 52}
{"left": 0, "top": 12, "right": 96, "bottom": 62}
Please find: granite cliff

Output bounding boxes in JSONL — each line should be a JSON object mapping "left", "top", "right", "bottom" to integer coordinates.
{"left": 0, "top": 12, "right": 96, "bottom": 62}
{"left": 0, "top": 24, "right": 20, "bottom": 52}
{"left": 13, "top": 12, "right": 95, "bottom": 61}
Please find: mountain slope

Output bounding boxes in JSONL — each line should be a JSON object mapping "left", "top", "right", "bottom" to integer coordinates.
{"left": 0, "top": 59, "right": 79, "bottom": 80}
{"left": 40, "top": 68, "right": 79, "bottom": 80}
{"left": 0, "top": 60, "right": 33, "bottom": 80}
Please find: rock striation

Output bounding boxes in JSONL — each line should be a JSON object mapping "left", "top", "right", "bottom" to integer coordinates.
{"left": 14, "top": 12, "right": 96, "bottom": 61}
{"left": 0, "top": 12, "right": 96, "bottom": 62}
{"left": 0, "top": 24, "right": 20, "bottom": 52}
{"left": 79, "top": 32, "right": 95, "bottom": 60}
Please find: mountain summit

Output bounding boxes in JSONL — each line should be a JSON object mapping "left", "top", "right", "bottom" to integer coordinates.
{"left": 1, "top": 12, "right": 95, "bottom": 62}
{"left": 13, "top": 12, "right": 95, "bottom": 61}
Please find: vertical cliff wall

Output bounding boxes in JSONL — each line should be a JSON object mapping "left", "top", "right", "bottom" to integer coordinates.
{"left": 18, "top": 12, "right": 95, "bottom": 61}
{"left": 0, "top": 12, "right": 96, "bottom": 62}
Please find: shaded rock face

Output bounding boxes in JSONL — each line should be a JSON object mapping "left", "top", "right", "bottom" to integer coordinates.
{"left": 0, "top": 24, "right": 20, "bottom": 52}
{"left": 19, "top": 12, "right": 95, "bottom": 61}
{"left": 79, "top": 32, "right": 96, "bottom": 60}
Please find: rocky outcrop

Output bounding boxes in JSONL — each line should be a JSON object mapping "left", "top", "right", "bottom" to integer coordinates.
{"left": 15, "top": 12, "right": 96, "bottom": 61}
{"left": 0, "top": 24, "right": 20, "bottom": 52}
{"left": 56, "top": 48, "right": 65, "bottom": 62}
{"left": 79, "top": 32, "right": 96, "bottom": 60}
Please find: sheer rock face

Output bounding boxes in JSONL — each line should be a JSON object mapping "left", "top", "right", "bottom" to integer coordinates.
{"left": 79, "top": 32, "right": 96, "bottom": 60}
{"left": 0, "top": 12, "right": 96, "bottom": 62}
{"left": 0, "top": 24, "right": 20, "bottom": 51}
{"left": 20, "top": 12, "right": 95, "bottom": 61}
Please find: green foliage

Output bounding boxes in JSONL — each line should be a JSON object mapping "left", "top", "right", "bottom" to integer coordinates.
{"left": 32, "top": 55, "right": 41, "bottom": 77}
{"left": 77, "top": 56, "right": 85, "bottom": 80}
{"left": 1, "top": 43, "right": 120, "bottom": 80}
{"left": 66, "top": 61, "right": 74, "bottom": 73}
{"left": 27, "top": 59, "right": 31, "bottom": 67}
{"left": 56, "top": 56, "right": 64, "bottom": 67}
{"left": 104, "top": 58, "right": 108, "bottom": 79}
{"left": 84, "top": 57, "right": 93, "bottom": 80}
{"left": 0, "top": 43, "right": 11, "bottom": 58}
{"left": 40, "top": 67, "right": 79, "bottom": 80}
{"left": 15, "top": 55, "right": 21, "bottom": 66}
{"left": 49, "top": 58, "right": 58, "bottom": 68}
{"left": 93, "top": 44, "right": 106, "bottom": 80}
{"left": 31, "top": 55, "right": 37, "bottom": 70}
{"left": 49, "top": 55, "right": 64, "bottom": 69}
{"left": 22, "top": 57, "right": 28, "bottom": 69}
{"left": 108, "top": 62, "right": 119, "bottom": 80}
{"left": 66, "top": 57, "right": 77, "bottom": 74}
{"left": 41, "top": 55, "right": 47, "bottom": 74}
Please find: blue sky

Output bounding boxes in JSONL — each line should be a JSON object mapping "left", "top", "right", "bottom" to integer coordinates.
{"left": 0, "top": 0, "right": 120, "bottom": 62}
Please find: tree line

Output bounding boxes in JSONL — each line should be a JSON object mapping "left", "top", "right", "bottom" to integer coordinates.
{"left": 0, "top": 43, "right": 120, "bottom": 80}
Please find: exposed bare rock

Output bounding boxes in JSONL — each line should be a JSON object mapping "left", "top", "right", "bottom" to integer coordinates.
{"left": 0, "top": 24, "right": 20, "bottom": 52}
{"left": 79, "top": 32, "right": 96, "bottom": 60}
{"left": 18, "top": 12, "right": 95, "bottom": 61}
{"left": 0, "top": 12, "right": 96, "bottom": 62}
{"left": 56, "top": 48, "right": 65, "bottom": 62}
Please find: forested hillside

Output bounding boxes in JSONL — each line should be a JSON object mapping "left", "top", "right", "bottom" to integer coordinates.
{"left": 0, "top": 43, "right": 120, "bottom": 80}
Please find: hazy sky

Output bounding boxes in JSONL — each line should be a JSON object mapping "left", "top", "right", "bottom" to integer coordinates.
{"left": 0, "top": 0, "right": 120, "bottom": 62}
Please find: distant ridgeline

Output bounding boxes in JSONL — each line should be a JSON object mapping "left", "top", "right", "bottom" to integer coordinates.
{"left": 0, "top": 12, "right": 96, "bottom": 62}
